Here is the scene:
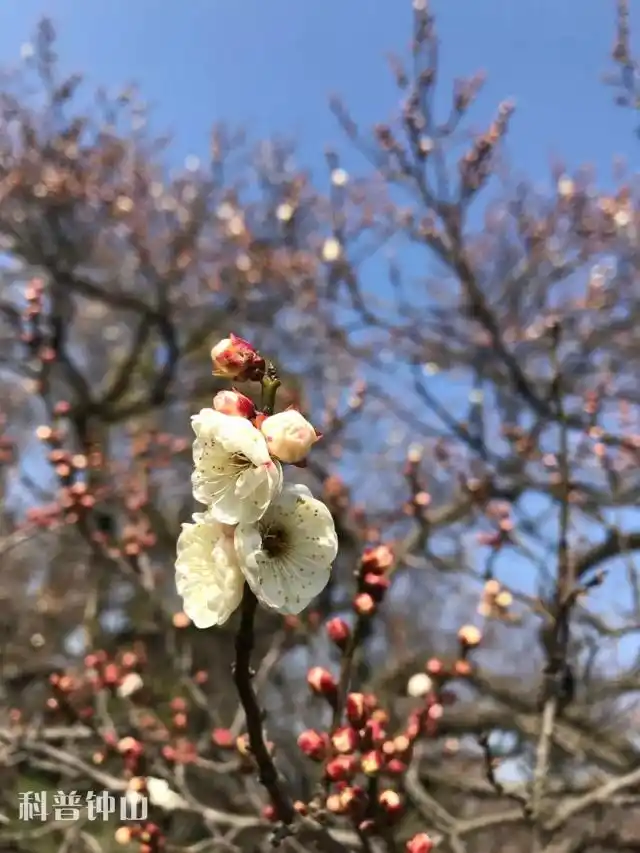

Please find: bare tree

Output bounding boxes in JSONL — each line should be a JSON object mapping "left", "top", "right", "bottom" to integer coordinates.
{"left": 1, "top": 5, "right": 640, "bottom": 853}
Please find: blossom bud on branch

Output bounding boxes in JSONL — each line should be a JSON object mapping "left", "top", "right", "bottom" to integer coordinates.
{"left": 212, "top": 389, "right": 256, "bottom": 418}
{"left": 407, "top": 833, "right": 435, "bottom": 853}
{"left": 210, "top": 334, "right": 266, "bottom": 381}
{"left": 260, "top": 409, "right": 320, "bottom": 463}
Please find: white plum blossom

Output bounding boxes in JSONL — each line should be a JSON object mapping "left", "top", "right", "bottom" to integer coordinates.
{"left": 234, "top": 483, "right": 338, "bottom": 615}
{"left": 322, "top": 237, "right": 342, "bottom": 262}
{"left": 117, "top": 672, "right": 144, "bottom": 698}
{"left": 191, "top": 408, "right": 282, "bottom": 524}
{"left": 145, "top": 777, "right": 185, "bottom": 811}
{"left": 260, "top": 409, "right": 319, "bottom": 463}
{"left": 407, "top": 672, "right": 433, "bottom": 698}
{"left": 175, "top": 513, "right": 244, "bottom": 628}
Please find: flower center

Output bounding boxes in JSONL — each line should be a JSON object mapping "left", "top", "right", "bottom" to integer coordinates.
{"left": 229, "top": 452, "right": 251, "bottom": 469}
{"left": 261, "top": 524, "right": 289, "bottom": 558}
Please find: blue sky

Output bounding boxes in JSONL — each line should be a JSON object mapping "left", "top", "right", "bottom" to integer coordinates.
{"left": 0, "top": 0, "right": 636, "bottom": 184}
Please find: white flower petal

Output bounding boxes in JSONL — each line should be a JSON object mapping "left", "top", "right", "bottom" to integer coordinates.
{"left": 192, "top": 408, "right": 270, "bottom": 466}
{"left": 282, "top": 482, "right": 314, "bottom": 499}
{"left": 235, "top": 483, "right": 338, "bottom": 615}
{"left": 175, "top": 513, "right": 244, "bottom": 628}
{"left": 190, "top": 408, "right": 282, "bottom": 523}
{"left": 146, "top": 777, "right": 184, "bottom": 811}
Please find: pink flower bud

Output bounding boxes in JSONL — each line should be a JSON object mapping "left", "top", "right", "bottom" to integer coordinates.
{"left": 325, "top": 755, "right": 358, "bottom": 781}
{"left": 211, "top": 727, "right": 234, "bottom": 748}
{"left": 339, "top": 785, "right": 366, "bottom": 816}
{"left": 297, "top": 729, "right": 328, "bottom": 760}
{"left": 213, "top": 389, "right": 256, "bottom": 418}
{"left": 331, "top": 726, "right": 359, "bottom": 754}
{"left": 406, "top": 833, "right": 434, "bottom": 853}
{"left": 102, "top": 663, "right": 120, "bottom": 686}
{"left": 345, "top": 693, "right": 368, "bottom": 727}
{"left": 378, "top": 789, "right": 403, "bottom": 819}
{"left": 362, "top": 572, "right": 391, "bottom": 601}
{"left": 326, "top": 793, "right": 347, "bottom": 814}
{"left": 117, "top": 736, "right": 142, "bottom": 755}
{"left": 307, "top": 666, "right": 337, "bottom": 697}
{"left": 353, "top": 592, "right": 376, "bottom": 616}
{"left": 260, "top": 410, "right": 319, "bottom": 463}
{"left": 326, "top": 617, "right": 351, "bottom": 648}
{"left": 364, "top": 718, "right": 387, "bottom": 746}
{"left": 361, "top": 750, "right": 383, "bottom": 775}
{"left": 210, "top": 334, "right": 265, "bottom": 381}
{"left": 361, "top": 544, "right": 394, "bottom": 574}
{"left": 426, "top": 657, "right": 444, "bottom": 676}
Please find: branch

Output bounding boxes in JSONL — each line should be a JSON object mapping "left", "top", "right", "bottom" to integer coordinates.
{"left": 232, "top": 585, "right": 295, "bottom": 824}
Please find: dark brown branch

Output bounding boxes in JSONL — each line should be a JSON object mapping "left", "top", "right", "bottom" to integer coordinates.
{"left": 233, "top": 584, "right": 295, "bottom": 825}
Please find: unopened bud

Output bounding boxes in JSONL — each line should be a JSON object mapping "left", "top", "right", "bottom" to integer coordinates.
{"left": 117, "top": 737, "right": 142, "bottom": 755}
{"left": 378, "top": 789, "right": 403, "bottom": 818}
{"left": 115, "top": 827, "right": 132, "bottom": 845}
{"left": 407, "top": 833, "right": 435, "bottom": 853}
{"left": 326, "top": 617, "right": 351, "bottom": 648}
{"left": 307, "top": 666, "right": 337, "bottom": 698}
{"left": 325, "top": 755, "right": 358, "bottom": 781}
{"left": 346, "top": 692, "right": 368, "bottom": 727}
{"left": 339, "top": 785, "right": 365, "bottom": 814}
{"left": 260, "top": 410, "right": 319, "bottom": 463}
{"left": 327, "top": 793, "right": 347, "bottom": 814}
{"left": 364, "top": 718, "right": 387, "bottom": 745}
{"left": 361, "top": 749, "right": 383, "bottom": 775}
{"left": 103, "top": 663, "right": 119, "bottom": 686}
{"left": 210, "top": 334, "right": 265, "bottom": 382}
{"left": 212, "top": 728, "right": 234, "bottom": 748}
{"left": 361, "top": 544, "right": 394, "bottom": 574}
{"left": 213, "top": 389, "right": 256, "bottom": 418}
{"left": 457, "top": 624, "right": 482, "bottom": 648}
{"left": 484, "top": 578, "right": 501, "bottom": 596}
{"left": 425, "top": 658, "right": 444, "bottom": 676}
{"left": 332, "top": 726, "right": 359, "bottom": 754}
{"left": 454, "top": 659, "right": 472, "bottom": 677}
{"left": 495, "top": 590, "right": 512, "bottom": 608}
{"left": 353, "top": 592, "right": 376, "bottom": 616}
{"left": 297, "top": 729, "right": 328, "bottom": 761}
{"left": 393, "top": 734, "right": 411, "bottom": 755}
{"left": 236, "top": 734, "right": 251, "bottom": 756}
{"left": 362, "top": 573, "right": 391, "bottom": 600}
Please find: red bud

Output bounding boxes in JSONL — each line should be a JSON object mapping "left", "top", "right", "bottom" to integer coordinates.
{"left": 406, "top": 833, "right": 434, "bottom": 853}
{"left": 331, "top": 726, "right": 359, "bottom": 755}
{"left": 326, "top": 617, "right": 351, "bottom": 648}
{"left": 297, "top": 729, "right": 328, "bottom": 761}
{"left": 307, "top": 666, "right": 337, "bottom": 698}
{"left": 345, "top": 692, "right": 368, "bottom": 727}
{"left": 353, "top": 593, "right": 376, "bottom": 616}
{"left": 378, "top": 789, "right": 403, "bottom": 819}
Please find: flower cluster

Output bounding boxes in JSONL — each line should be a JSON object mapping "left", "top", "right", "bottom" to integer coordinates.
{"left": 175, "top": 336, "right": 338, "bottom": 627}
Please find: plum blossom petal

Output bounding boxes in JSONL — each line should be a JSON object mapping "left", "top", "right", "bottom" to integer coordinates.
{"left": 175, "top": 512, "right": 244, "bottom": 628}
{"left": 191, "top": 408, "right": 282, "bottom": 524}
{"left": 234, "top": 482, "right": 338, "bottom": 615}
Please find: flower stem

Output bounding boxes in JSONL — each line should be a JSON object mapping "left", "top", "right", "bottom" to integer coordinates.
{"left": 260, "top": 363, "right": 281, "bottom": 415}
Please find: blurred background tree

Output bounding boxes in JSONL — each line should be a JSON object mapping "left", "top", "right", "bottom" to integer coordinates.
{"left": 0, "top": 3, "right": 640, "bottom": 853}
